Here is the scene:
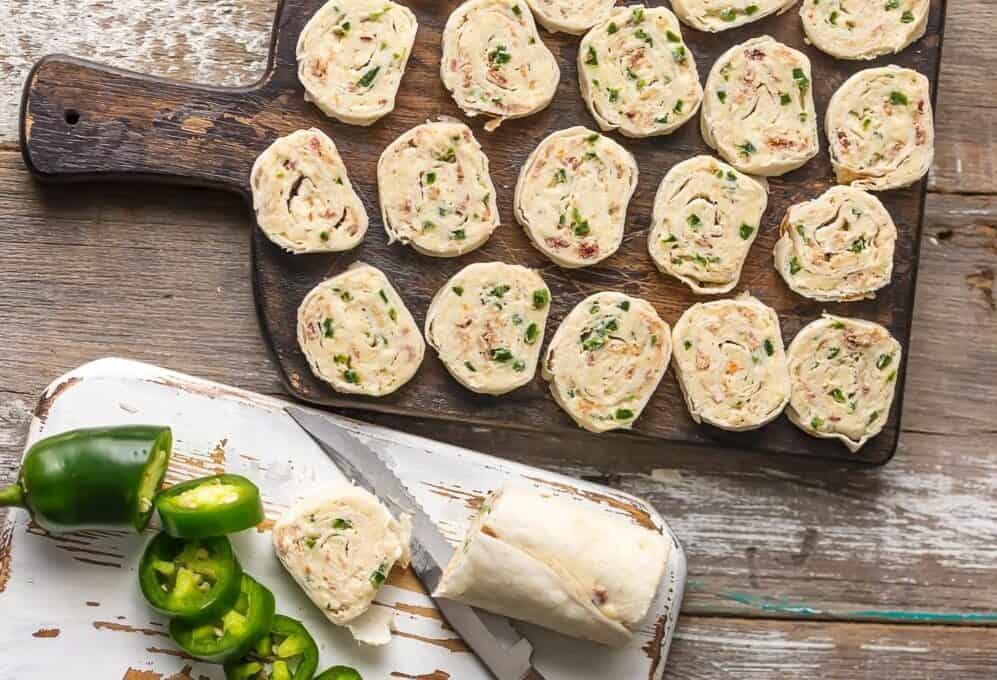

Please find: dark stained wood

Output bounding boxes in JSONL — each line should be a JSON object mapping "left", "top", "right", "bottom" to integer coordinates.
{"left": 19, "top": 0, "right": 949, "bottom": 464}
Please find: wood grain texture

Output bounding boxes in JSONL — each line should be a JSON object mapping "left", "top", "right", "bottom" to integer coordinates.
{"left": 666, "top": 618, "right": 997, "bottom": 678}
{"left": 1, "top": 0, "right": 996, "bottom": 674}
{"left": 2, "top": 1, "right": 992, "bottom": 190}
{"left": 18, "top": 0, "right": 948, "bottom": 463}
{"left": 0, "top": 0, "right": 277, "bottom": 145}
{"left": 0, "top": 151, "right": 994, "bottom": 624}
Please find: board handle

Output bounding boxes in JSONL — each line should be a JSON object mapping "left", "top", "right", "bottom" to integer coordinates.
{"left": 20, "top": 55, "right": 266, "bottom": 194}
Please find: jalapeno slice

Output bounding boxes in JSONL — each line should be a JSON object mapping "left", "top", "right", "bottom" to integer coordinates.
{"left": 139, "top": 532, "right": 242, "bottom": 622}
{"left": 224, "top": 615, "right": 319, "bottom": 680}
{"left": 170, "top": 574, "right": 276, "bottom": 663}
{"left": 156, "top": 474, "right": 265, "bottom": 539}
{"left": 315, "top": 667, "right": 363, "bottom": 680}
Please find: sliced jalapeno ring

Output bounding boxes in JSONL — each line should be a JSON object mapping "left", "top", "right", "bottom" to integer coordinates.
{"left": 224, "top": 615, "right": 320, "bottom": 680}
{"left": 139, "top": 532, "right": 242, "bottom": 622}
{"left": 315, "top": 667, "right": 363, "bottom": 680}
{"left": 156, "top": 474, "right": 265, "bottom": 539}
{"left": 170, "top": 574, "right": 276, "bottom": 664}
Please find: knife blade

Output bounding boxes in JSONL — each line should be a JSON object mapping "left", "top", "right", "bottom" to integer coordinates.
{"left": 285, "top": 406, "right": 545, "bottom": 680}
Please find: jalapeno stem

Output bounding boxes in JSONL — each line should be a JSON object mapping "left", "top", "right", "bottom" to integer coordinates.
{"left": 0, "top": 483, "right": 24, "bottom": 508}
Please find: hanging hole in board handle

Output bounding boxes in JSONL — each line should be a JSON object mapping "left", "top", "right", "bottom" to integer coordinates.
{"left": 64, "top": 109, "right": 80, "bottom": 125}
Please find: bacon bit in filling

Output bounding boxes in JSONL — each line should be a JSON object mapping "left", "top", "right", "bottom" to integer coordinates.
{"left": 578, "top": 241, "right": 600, "bottom": 259}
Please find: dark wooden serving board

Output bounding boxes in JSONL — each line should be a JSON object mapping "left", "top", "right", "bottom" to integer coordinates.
{"left": 19, "top": 0, "right": 947, "bottom": 465}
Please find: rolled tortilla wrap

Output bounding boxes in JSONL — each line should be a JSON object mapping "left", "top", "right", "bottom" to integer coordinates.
{"left": 542, "top": 291, "right": 672, "bottom": 433}
{"left": 672, "top": 0, "right": 797, "bottom": 33}
{"left": 297, "top": 263, "right": 425, "bottom": 396}
{"left": 826, "top": 65, "right": 934, "bottom": 191}
{"left": 296, "top": 0, "right": 419, "bottom": 126}
{"left": 786, "top": 314, "right": 902, "bottom": 452}
{"left": 648, "top": 155, "right": 768, "bottom": 295}
{"left": 434, "top": 483, "right": 670, "bottom": 647}
{"left": 272, "top": 484, "right": 412, "bottom": 645}
{"left": 251, "top": 128, "right": 368, "bottom": 253}
{"left": 525, "top": 0, "right": 617, "bottom": 35}
{"left": 774, "top": 186, "right": 897, "bottom": 302}
{"left": 671, "top": 292, "right": 791, "bottom": 431}
{"left": 514, "top": 127, "right": 638, "bottom": 268}
{"left": 578, "top": 6, "right": 703, "bottom": 138}
{"left": 425, "top": 262, "right": 552, "bottom": 395}
{"left": 701, "top": 36, "right": 819, "bottom": 176}
{"left": 800, "top": 0, "right": 929, "bottom": 61}
{"left": 378, "top": 120, "right": 500, "bottom": 257}
{"left": 441, "top": 0, "right": 561, "bottom": 132}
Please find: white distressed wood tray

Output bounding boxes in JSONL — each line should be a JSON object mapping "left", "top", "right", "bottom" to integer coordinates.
{"left": 0, "top": 358, "right": 686, "bottom": 679}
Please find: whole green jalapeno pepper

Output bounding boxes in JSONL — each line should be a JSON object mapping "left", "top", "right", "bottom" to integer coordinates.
{"left": 0, "top": 425, "right": 172, "bottom": 532}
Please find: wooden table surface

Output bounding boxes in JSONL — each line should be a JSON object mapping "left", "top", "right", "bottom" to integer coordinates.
{"left": 1, "top": 1, "right": 995, "bottom": 678}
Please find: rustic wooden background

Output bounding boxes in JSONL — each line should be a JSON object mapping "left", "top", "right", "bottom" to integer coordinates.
{"left": 1, "top": 0, "right": 995, "bottom": 677}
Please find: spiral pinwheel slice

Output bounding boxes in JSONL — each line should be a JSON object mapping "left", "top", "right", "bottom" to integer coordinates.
{"left": 648, "top": 155, "right": 768, "bottom": 295}
{"left": 251, "top": 129, "right": 368, "bottom": 253}
{"left": 800, "top": 0, "right": 929, "bottom": 61}
{"left": 827, "top": 65, "right": 934, "bottom": 191}
{"left": 296, "top": 0, "right": 418, "bottom": 126}
{"left": 441, "top": 0, "right": 560, "bottom": 132}
{"left": 525, "top": 0, "right": 617, "bottom": 35}
{"left": 701, "top": 36, "right": 819, "bottom": 176}
{"left": 672, "top": 293, "right": 790, "bottom": 431}
{"left": 514, "top": 127, "right": 638, "bottom": 268}
{"left": 578, "top": 6, "right": 703, "bottom": 138}
{"left": 378, "top": 120, "right": 500, "bottom": 257}
{"left": 774, "top": 186, "right": 897, "bottom": 302}
{"left": 672, "top": 0, "right": 797, "bottom": 32}
{"left": 273, "top": 483, "right": 411, "bottom": 642}
{"left": 425, "top": 262, "right": 552, "bottom": 395}
{"left": 542, "top": 292, "right": 671, "bottom": 433}
{"left": 298, "top": 263, "right": 425, "bottom": 396}
{"left": 786, "top": 314, "right": 902, "bottom": 452}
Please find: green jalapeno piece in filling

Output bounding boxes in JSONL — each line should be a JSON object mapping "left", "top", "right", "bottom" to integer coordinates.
{"left": 224, "top": 615, "right": 320, "bottom": 680}
{"left": 0, "top": 425, "right": 172, "bottom": 533}
{"left": 139, "top": 532, "right": 243, "bottom": 622}
{"left": 156, "top": 474, "right": 265, "bottom": 539}
{"left": 170, "top": 574, "right": 276, "bottom": 664}
{"left": 315, "top": 667, "right": 363, "bottom": 680}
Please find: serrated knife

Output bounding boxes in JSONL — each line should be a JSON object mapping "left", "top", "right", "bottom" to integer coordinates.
{"left": 285, "top": 406, "right": 546, "bottom": 680}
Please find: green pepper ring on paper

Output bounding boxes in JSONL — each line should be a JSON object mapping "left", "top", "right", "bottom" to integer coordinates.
{"left": 224, "top": 615, "right": 319, "bottom": 680}
{"left": 170, "top": 574, "right": 276, "bottom": 664}
{"left": 139, "top": 532, "right": 243, "bottom": 622}
{"left": 0, "top": 425, "right": 172, "bottom": 533}
{"left": 157, "top": 473, "right": 265, "bottom": 539}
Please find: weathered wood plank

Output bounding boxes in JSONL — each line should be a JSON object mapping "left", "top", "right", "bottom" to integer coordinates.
{"left": 667, "top": 617, "right": 997, "bottom": 678}
{"left": 928, "top": 0, "right": 997, "bottom": 194}
{"left": 0, "top": 0, "right": 276, "bottom": 144}
{"left": 2, "top": 0, "right": 995, "bottom": 192}
{"left": 0, "top": 151, "right": 994, "bottom": 623}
